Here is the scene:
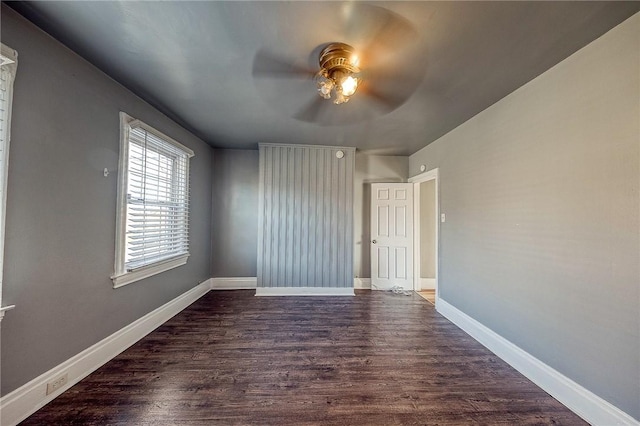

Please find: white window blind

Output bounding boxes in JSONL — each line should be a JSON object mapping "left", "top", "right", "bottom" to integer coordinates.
{"left": 0, "top": 62, "right": 11, "bottom": 205}
{"left": 113, "top": 114, "right": 194, "bottom": 287}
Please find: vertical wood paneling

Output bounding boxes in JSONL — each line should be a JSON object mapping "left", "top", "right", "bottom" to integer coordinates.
{"left": 330, "top": 151, "right": 338, "bottom": 285}
{"left": 286, "top": 146, "right": 294, "bottom": 286}
{"left": 293, "top": 147, "right": 301, "bottom": 286}
{"left": 278, "top": 148, "right": 286, "bottom": 286}
{"left": 337, "top": 156, "right": 345, "bottom": 286}
{"left": 301, "top": 148, "right": 310, "bottom": 285}
{"left": 258, "top": 144, "right": 354, "bottom": 289}
{"left": 316, "top": 149, "right": 324, "bottom": 286}
{"left": 322, "top": 150, "right": 329, "bottom": 285}
{"left": 308, "top": 148, "right": 317, "bottom": 286}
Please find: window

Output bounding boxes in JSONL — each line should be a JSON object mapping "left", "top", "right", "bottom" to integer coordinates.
{"left": 112, "top": 113, "right": 194, "bottom": 288}
{"left": 0, "top": 44, "right": 17, "bottom": 320}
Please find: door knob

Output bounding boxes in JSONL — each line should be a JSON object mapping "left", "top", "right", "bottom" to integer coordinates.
{"left": 372, "top": 240, "right": 377, "bottom": 244}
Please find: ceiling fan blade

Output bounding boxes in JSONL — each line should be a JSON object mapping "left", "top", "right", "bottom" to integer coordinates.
{"left": 359, "top": 85, "right": 407, "bottom": 113}
{"left": 252, "top": 49, "right": 316, "bottom": 79}
{"left": 357, "top": 40, "right": 428, "bottom": 113}
{"left": 294, "top": 95, "right": 326, "bottom": 123}
{"left": 342, "top": 4, "right": 418, "bottom": 68}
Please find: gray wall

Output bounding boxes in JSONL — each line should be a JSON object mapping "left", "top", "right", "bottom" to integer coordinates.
{"left": 419, "top": 180, "right": 436, "bottom": 279}
{"left": 354, "top": 154, "right": 408, "bottom": 279}
{"left": 409, "top": 13, "right": 639, "bottom": 419}
{"left": 0, "top": 7, "right": 213, "bottom": 396}
{"left": 258, "top": 144, "right": 354, "bottom": 288}
{"left": 210, "top": 149, "right": 259, "bottom": 277}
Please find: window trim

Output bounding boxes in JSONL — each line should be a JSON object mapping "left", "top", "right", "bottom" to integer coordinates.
{"left": 112, "top": 112, "right": 194, "bottom": 288}
{"left": 0, "top": 44, "right": 17, "bottom": 321}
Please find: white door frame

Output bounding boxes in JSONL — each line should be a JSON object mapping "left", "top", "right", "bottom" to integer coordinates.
{"left": 408, "top": 168, "right": 439, "bottom": 304}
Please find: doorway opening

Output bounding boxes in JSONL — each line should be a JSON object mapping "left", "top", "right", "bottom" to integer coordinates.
{"left": 409, "top": 168, "right": 439, "bottom": 306}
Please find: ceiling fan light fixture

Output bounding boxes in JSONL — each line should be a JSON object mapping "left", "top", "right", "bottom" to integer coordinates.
{"left": 316, "top": 43, "right": 360, "bottom": 104}
{"left": 339, "top": 74, "right": 358, "bottom": 97}
{"left": 316, "top": 72, "right": 334, "bottom": 99}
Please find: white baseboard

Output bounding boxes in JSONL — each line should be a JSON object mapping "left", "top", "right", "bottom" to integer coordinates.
{"left": 436, "top": 299, "right": 638, "bottom": 426}
{"left": 255, "top": 287, "right": 355, "bottom": 296}
{"left": 210, "top": 277, "right": 257, "bottom": 290}
{"left": 354, "top": 278, "right": 371, "bottom": 289}
{"left": 419, "top": 278, "right": 435, "bottom": 290}
{"left": 0, "top": 279, "right": 212, "bottom": 426}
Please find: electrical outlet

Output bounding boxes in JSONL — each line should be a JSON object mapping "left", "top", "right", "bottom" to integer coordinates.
{"left": 46, "top": 373, "right": 68, "bottom": 395}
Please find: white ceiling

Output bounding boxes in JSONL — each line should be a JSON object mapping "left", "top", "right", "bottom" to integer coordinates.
{"left": 9, "top": 1, "right": 640, "bottom": 155}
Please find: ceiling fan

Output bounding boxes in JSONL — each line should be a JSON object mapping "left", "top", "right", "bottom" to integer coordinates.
{"left": 251, "top": 3, "right": 427, "bottom": 126}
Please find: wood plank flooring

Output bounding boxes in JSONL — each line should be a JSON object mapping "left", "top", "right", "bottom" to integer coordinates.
{"left": 417, "top": 290, "right": 436, "bottom": 305}
{"left": 21, "top": 290, "right": 586, "bottom": 425}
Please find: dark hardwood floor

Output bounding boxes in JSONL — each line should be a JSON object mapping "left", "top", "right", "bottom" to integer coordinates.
{"left": 21, "top": 290, "right": 586, "bottom": 425}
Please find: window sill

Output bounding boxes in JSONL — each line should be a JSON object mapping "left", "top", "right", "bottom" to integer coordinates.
{"left": 111, "top": 254, "right": 189, "bottom": 288}
{"left": 0, "top": 304, "right": 15, "bottom": 322}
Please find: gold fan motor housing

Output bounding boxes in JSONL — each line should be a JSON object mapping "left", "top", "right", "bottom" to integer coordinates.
{"left": 319, "top": 43, "right": 360, "bottom": 74}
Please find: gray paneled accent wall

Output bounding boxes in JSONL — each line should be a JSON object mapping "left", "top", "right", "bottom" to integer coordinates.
{"left": 409, "top": 14, "right": 639, "bottom": 419}
{"left": 258, "top": 144, "right": 355, "bottom": 288}
{"left": 1, "top": 7, "right": 212, "bottom": 396}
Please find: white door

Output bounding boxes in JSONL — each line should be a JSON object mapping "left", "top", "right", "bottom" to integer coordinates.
{"left": 371, "top": 183, "right": 413, "bottom": 290}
